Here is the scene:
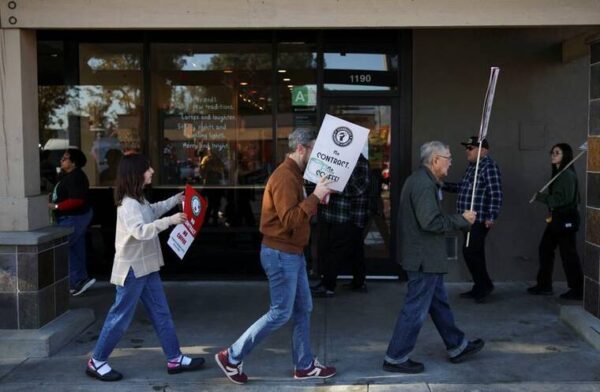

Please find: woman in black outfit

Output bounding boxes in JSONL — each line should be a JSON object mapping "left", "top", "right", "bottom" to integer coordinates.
{"left": 48, "top": 148, "right": 95, "bottom": 296}
{"left": 527, "top": 143, "right": 583, "bottom": 300}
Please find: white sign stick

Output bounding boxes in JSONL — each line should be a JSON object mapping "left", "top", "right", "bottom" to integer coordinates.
{"left": 466, "top": 67, "right": 500, "bottom": 247}
{"left": 528, "top": 142, "right": 588, "bottom": 203}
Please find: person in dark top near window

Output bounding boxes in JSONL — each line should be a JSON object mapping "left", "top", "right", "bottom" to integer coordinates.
{"left": 312, "top": 154, "right": 371, "bottom": 297}
{"left": 528, "top": 143, "right": 583, "bottom": 300}
{"left": 48, "top": 148, "right": 96, "bottom": 296}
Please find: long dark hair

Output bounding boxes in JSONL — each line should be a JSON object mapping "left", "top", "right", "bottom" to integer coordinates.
{"left": 550, "top": 143, "right": 574, "bottom": 177}
{"left": 115, "top": 154, "right": 151, "bottom": 205}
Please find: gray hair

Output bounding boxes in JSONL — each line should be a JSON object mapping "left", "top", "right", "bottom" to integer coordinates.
{"left": 420, "top": 141, "right": 449, "bottom": 166}
{"left": 288, "top": 128, "right": 316, "bottom": 152}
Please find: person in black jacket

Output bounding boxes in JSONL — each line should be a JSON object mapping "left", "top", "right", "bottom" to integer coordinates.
{"left": 48, "top": 148, "right": 96, "bottom": 296}
{"left": 528, "top": 143, "right": 583, "bottom": 300}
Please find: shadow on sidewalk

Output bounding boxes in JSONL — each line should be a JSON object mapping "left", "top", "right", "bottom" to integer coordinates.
{"left": 1, "top": 281, "right": 599, "bottom": 391}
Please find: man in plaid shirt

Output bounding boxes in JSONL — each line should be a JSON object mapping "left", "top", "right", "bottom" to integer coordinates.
{"left": 444, "top": 136, "right": 503, "bottom": 303}
{"left": 312, "top": 155, "right": 371, "bottom": 297}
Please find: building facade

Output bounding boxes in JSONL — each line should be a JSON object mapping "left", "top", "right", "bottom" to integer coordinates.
{"left": 1, "top": 0, "right": 599, "bottom": 330}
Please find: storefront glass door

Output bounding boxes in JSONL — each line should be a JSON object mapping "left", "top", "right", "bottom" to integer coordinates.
{"left": 325, "top": 99, "right": 395, "bottom": 275}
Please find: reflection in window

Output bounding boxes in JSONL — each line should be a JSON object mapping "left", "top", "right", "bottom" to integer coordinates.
{"left": 151, "top": 44, "right": 273, "bottom": 187}
{"left": 327, "top": 104, "right": 392, "bottom": 259}
{"left": 37, "top": 42, "right": 144, "bottom": 188}
{"left": 276, "top": 42, "right": 318, "bottom": 164}
{"left": 86, "top": 54, "right": 141, "bottom": 71}
{"left": 79, "top": 44, "right": 143, "bottom": 186}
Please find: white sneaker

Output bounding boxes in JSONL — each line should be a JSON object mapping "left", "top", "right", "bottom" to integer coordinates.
{"left": 72, "top": 278, "right": 96, "bottom": 296}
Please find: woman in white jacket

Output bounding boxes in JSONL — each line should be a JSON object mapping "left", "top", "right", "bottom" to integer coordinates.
{"left": 86, "top": 154, "right": 204, "bottom": 381}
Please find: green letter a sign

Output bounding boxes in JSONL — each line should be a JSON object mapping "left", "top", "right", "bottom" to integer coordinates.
{"left": 292, "top": 85, "right": 316, "bottom": 107}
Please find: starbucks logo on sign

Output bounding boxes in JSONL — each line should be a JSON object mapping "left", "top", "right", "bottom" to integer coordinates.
{"left": 332, "top": 127, "right": 353, "bottom": 147}
{"left": 191, "top": 196, "right": 202, "bottom": 216}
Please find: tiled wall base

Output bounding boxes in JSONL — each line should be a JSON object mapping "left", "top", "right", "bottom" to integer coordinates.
{"left": 0, "top": 227, "right": 72, "bottom": 329}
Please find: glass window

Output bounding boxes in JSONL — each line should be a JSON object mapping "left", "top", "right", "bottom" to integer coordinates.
{"left": 150, "top": 43, "right": 273, "bottom": 187}
{"left": 327, "top": 103, "right": 392, "bottom": 260}
{"left": 79, "top": 43, "right": 144, "bottom": 186}
{"left": 38, "top": 40, "right": 68, "bottom": 192}
{"left": 276, "top": 42, "right": 318, "bottom": 164}
{"left": 38, "top": 42, "right": 144, "bottom": 188}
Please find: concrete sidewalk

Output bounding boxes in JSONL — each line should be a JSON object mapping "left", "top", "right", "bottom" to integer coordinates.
{"left": 0, "top": 281, "right": 599, "bottom": 391}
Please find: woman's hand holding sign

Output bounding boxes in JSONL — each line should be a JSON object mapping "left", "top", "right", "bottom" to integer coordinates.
{"left": 169, "top": 212, "right": 188, "bottom": 226}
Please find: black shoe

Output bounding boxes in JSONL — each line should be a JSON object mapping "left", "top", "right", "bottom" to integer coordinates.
{"left": 167, "top": 356, "right": 205, "bottom": 374}
{"left": 459, "top": 290, "right": 475, "bottom": 298}
{"left": 72, "top": 277, "right": 96, "bottom": 297}
{"left": 382, "top": 359, "right": 425, "bottom": 374}
{"left": 342, "top": 282, "right": 368, "bottom": 293}
{"left": 312, "top": 286, "right": 335, "bottom": 298}
{"left": 449, "top": 339, "right": 485, "bottom": 364}
{"left": 473, "top": 286, "right": 494, "bottom": 304}
{"left": 85, "top": 359, "right": 123, "bottom": 382}
{"left": 559, "top": 289, "right": 583, "bottom": 301}
{"left": 527, "top": 285, "right": 553, "bottom": 296}
{"left": 310, "top": 282, "right": 324, "bottom": 292}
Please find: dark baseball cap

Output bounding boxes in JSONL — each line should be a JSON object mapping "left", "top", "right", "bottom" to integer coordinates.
{"left": 460, "top": 136, "right": 489, "bottom": 149}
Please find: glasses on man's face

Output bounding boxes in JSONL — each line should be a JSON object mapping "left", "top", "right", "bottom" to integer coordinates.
{"left": 465, "top": 146, "right": 475, "bottom": 151}
{"left": 437, "top": 155, "right": 452, "bottom": 163}
{"left": 550, "top": 150, "right": 562, "bottom": 156}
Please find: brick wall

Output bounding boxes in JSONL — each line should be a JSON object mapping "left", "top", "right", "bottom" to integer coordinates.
{"left": 584, "top": 40, "right": 600, "bottom": 318}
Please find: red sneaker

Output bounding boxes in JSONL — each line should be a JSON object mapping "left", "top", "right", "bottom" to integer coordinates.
{"left": 215, "top": 349, "right": 248, "bottom": 384}
{"left": 294, "top": 358, "right": 336, "bottom": 379}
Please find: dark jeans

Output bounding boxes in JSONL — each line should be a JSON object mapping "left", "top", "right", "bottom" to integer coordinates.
{"left": 462, "top": 222, "right": 493, "bottom": 294}
{"left": 385, "top": 271, "right": 466, "bottom": 363}
{"left": 57, "top": 209, "right": 93, "bottom": 288}
{"left": 317, "top": 221, "right": 366, "bottom": 291}
{"left": 536, "top": 225, "right": 583, "bottom": 292}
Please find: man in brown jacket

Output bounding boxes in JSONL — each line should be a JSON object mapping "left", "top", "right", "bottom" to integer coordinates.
{"left": 215, "top": 128, "right": 336, "bottom": 384}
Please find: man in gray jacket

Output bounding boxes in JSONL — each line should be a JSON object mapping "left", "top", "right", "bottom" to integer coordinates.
{"left": 383, "top": 141, "right": 484, "bottom": 374}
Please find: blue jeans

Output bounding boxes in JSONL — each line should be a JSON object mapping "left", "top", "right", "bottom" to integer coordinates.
{"left": 385, "top": 271, "right": 467, "bottom": 364}
{"left": 93, "top": 269, "right": 181, "bottom": 362}
{"left": 229, "top": 245, "right": 314, "bottom": 369}
{"left": 57, "top": 209, "right": 93, "bottom": 288}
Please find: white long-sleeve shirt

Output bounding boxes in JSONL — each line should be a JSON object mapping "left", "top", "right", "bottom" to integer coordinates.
{"left": 110, "top": 194, "right": 179, "bottom": 286}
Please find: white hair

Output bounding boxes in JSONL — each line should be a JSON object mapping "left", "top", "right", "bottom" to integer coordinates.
{"left": 420, "top": 141, "right": 449, "bottom": 166}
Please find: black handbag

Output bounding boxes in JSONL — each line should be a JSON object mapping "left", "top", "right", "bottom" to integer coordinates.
{"left": 549, "top": 208, "right": 580, "bottom": 233}
{"left": 548, "top": 172, "right": 580, "bottom": 234}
